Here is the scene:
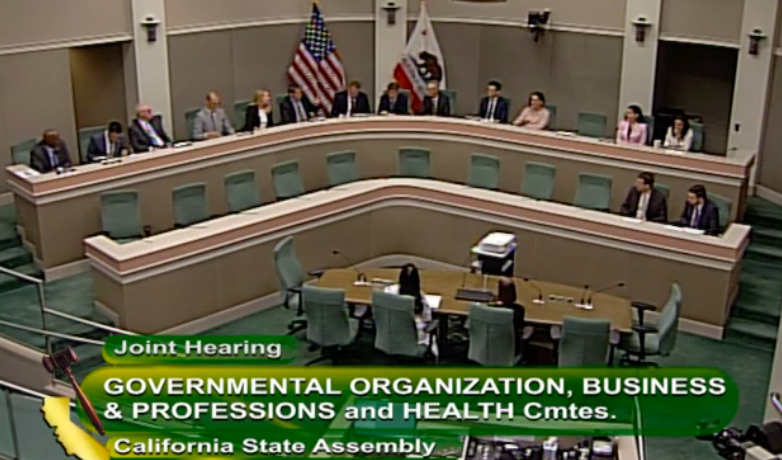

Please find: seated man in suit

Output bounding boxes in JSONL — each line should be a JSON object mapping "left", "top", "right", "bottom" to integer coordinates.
{"left": 677, "top": 184, "right": 721, "bottom": 235}
{"left": 86, "top": 121, "right": 128, "bottom": 163}
{"left": 478, "top": 80, "right": 509, "bottom": 123}
{"left": 193, "top": 91, "right": 235, "bottom": 140}
{"left": 378, "top": 82, "right": 409, "bottom": 115}
{"left": 619, "top": 172, "right": 668, "bottom": 223}
{"left": 128, "top": 103, "right": 171, "bottom": 153}
{"left": 30, "top": 129, "right": 72, "bottom": 173}
{"left": 421, "top": 80, "right": 451, "bottom": 116}
{"left": 280, "top": 85, "right": 316, "bottom": 125}
{"left": 331, "top": 81, "right": 371, "bottom": 117}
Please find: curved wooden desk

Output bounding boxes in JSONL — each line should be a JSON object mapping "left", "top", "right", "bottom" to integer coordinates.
{"left": 7, "top": 117, "right": 753, "bottom": 273}
{"left": 85, "top": 179, "right": 748, "bottom": 337}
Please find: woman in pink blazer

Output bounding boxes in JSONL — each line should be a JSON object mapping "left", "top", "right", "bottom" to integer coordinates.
{"left": 616, "top": 105, "right": 648, "bottom": 145}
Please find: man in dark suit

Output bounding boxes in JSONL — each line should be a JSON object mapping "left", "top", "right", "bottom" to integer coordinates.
{"left": 86, "top": 121, "right": 128, "bottom": 163}
{"left": 280, "top": 85, "right": 316, "bottom": 125}
{"left": 619, "top": 172, "right": 668, "bottom": 223}
{"left": 678, "top": 184, "right": 721, "bottom": 235}
{"left": 378, "top": 82, "right": 409, "bottom": 115}
{"left": 478, "top": 80, "right": 509, "bottom": 123}
{"left": 331, "top": 81, "right": 371, "bottom": 117}
{"left": 421, "top": 80, "right": 451, "bottom": 116}
{"left": 128, "top": 103, "right": 171, "bottom": 153}
{"left": 30, "top": 129, "right": 72, "bottom": 173}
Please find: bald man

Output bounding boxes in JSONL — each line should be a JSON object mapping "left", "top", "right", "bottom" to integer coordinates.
{"left": 128, "top": 103, "right": 171, "bottom": 153}
{"left": 30, "top": 129, "right": 72, "bottom": 173}
{"left": 193, "top": 91, "right": 234, "bottom": 140}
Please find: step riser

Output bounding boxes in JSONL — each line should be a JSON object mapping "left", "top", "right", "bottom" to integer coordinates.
{"left": 752, "top": 234, "right": 782, "bottom": 247}
{"left": 746, "top": 251, "right": 782, "bottom": 265}
{"left": 0, "top": 237, "right": 21, "bottom": 252}
{"left": 723, "top": 329, "right": 776, "bottom": 352}
{"left": 731, "top": 307, "right": 780, "bottom": 326}
{"left": 0, "top": 253, "right": 33, "bottom": 269}
{"left": 745, "top": 215, "right": 782, "bottom": 228}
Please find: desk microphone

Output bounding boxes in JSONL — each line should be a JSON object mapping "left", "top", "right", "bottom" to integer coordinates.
{"left": 523, "top": 278, "right": 546, "bottom": 305}
{"left": 587, "top": 282, "right": 625, "bottom": 305}
{"left": 460, "top": 252, "right": 478, "bottom": 288}
{"left": 332, "top": 250, "right": 366, "bottom": 282}
{"left": 579, "top": 284, "right": 590, "bottom": 305}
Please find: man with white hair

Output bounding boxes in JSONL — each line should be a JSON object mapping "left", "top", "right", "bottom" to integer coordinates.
{"left": 128, "top": 103, "right": 171, "bottom": 153}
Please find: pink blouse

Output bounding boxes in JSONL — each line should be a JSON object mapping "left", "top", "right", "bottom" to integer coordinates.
{"left": 616, "top": 121, "right": 648, "bottom": 145}
{"left": 513, "top": 107, "right": 550, "bottom": 130}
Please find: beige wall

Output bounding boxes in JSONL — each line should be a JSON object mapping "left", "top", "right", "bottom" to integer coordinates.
{"left": 70, "top": 44, "right": 129, "bottom": 130}
{"left": 760, "top": 57, "right": 782, "bottom": 193}
{"left": 167, "top": 22, "right": 375, "bottom": 139}
{"left": 660, "top": 0, "right": 744, "bottom": 44}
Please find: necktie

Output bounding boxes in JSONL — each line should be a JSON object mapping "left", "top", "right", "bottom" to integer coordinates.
{"left": 691, "top": 207, "right": 701, "bottom": 228}
{"left": 350, "top": 97, "right": 357, "bottom": 116}
{"left": 211, "top": 112, "right": 217, "bottom": 132}
{"left": 295, "top": 101, "right": 305, "bottom": 122}
{"left": 48, "top": 148, "right": 58, "bottom": 168}
{"left": 142, "top": 122, "right": 163, "bottom": 146}
{"left": 488, "top": 98, "right": 496, "bottom": 121}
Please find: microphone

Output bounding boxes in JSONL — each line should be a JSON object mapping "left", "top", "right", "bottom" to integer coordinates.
{"left": 579, "top": 284, "right": 590, "bottom": 305}
{"left": 587, "top": 282, "right": 625, "bottom": 305}
{"left": 331, "top": 250, "right": 366, "bottom": 282}
{"left": 523, "top": 278, "right": 545, "bottom": 305}
{"left": 461, "top": 252, "right": 479, "bottom": 288}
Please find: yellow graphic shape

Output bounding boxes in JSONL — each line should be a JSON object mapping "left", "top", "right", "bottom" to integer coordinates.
{"left": 41, "top": 397, "right": 110, "bottom": 460}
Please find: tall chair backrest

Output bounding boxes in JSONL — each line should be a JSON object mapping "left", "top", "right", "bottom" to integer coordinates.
{"left": 172, "top": 182, "right": 209, "bottom": 227}
{"left": 302, "top": 286, "right": 351, "bottom": 347}
{"left": 100, "top": 190, "right": 143, "bottom": 239}
{"left": 185, "top": 108, "right": 200, "bottom": 140}
{"left": 371, "top": 291, "right": 420, "bottom": 358}
{"left": 521, "top": 162, "right": 556, "bottom": 200}
{"left": 272, "top": 160, "right": 305, "bottom": 199}
{"left": 559, "top": 316, "right": 611, "bottom": 367}
{"left": 273, "top": 236, "right": 305, "bottom": 304}
{"left": 468, "top": 304, "right": 516, "bottom": 366}
{"left": 398, "top": 147, "right": 431, "bottom": 178}
{"left": 657, "top": 283, "right": 682, "bottom": 356}
{"left": 644, "top": 115, "right": 655, "bottom": 145}
{"left": 78, "top": 126, "right": 105, "bottom": 163}
{"left": 574, "top": 173, "right": 612, "bottom": 211}
{"left": 11, "top": 138, "right": 37, "bottom": 166}
{"left": 224, "top": 170, "right": 261, "bottom": 213}
{"left": 709, "top": 193, "right": 732, "bottom": 230}
{"left": 326, "top": 151, "right": 359, "bottom": 186}
{"left": 690, "top": 122, "right": 704, "bottom": 152}
{"left": 275, "top": 94, "right": 288, "bottom": 114}
{"left": 468, "top": 153, "right": 500, "bottom": 190}
{"left": 654, "top": 183, "right": 671, "bottom": 202}
{"left": 441, "top": 89, "right": 457, "bottom": 115}
{"left": 546, "top": 104, "right": 557, "bottom": 130}
{"left": 577, "top": 112, "right": 608, "bottom": 138}
{"left": 399, "top": 89, "right": 412, "bottom": 114}
{"left": 234, "top": 100, "right": 251, "bottom": 128}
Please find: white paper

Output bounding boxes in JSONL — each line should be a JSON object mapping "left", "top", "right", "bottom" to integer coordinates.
{"left": 622, "top": 217, "right": 642, "bottom": 223}
{"left": 426, "top": 295, "right": 442, "bottom": 310}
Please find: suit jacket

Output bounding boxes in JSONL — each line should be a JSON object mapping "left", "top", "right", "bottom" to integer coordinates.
{"left": 193, "top": 107, "right": 234, "bottom": 140}
{"left": 619, "top": 187, "right": 668, "bottom": 223}
{"left": 422, "top": 93, "right": 451, "bottom": 117}
{"left": 30, "top": 141, "right": 72, "bottom": 173}
{"left": 478, "top": 96, "right": 509, "bottom": 123}
{"left": 678, "top": 199, "right": 721, "bottom": 236}
{"left": 86, "top": 131, "right": 128, "bottom": 163}
{"left": 242, "top": 105, "right": 275, "bottom": 132}
{"left": 279, "top": 96, "right": 316, "bottom": 125}
{"left": 128, "top": 117, "right": 171, "bottom": 153}
{"left": 378, "top": 93, "right": 409, "bottom": 115}
{"left": 331, "top": 91, "right": 371, "bottom": 117}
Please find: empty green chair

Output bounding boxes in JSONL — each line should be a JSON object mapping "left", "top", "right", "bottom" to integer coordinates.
{"left": 100, "top": 190, "right": 143, "bottom": 242}
{"left": 326, "top": 151, "right": 359, "bottom": 186}
{"left": 172, "top": 182, "right": 208, "bottom": 227}
{"left": 372, "top": 291, "right": 436, "bottom": 360}
{"left": 654, "top": 183, "right": 671, "bottom": 202}
{"left": 302, "top": 286, "right": 359, "bottom": 365}
{"left": 78, "top": 126, "right": 105, "bottom": 163}
{"left": 274, "top": 236, "right": 307, "bottom": 333}
{"left": 574, "top": 173, "right": 612, "bottom": 211}
{"left": 521, "top": 162, "right": 556, "bottom": 200}
{"left": 468, "top": 153, "right": 500, "bottom": 190}
{"left": 546, "top": 104, "right": 557, "bottom": 130}
{"left": 468, "top": 304, "right": 518, "bottom": 366}
{"left": 398, "top": 147, "right": 431, "bottom": 178}
{"left": 11, "top": 138, "right": 37, "bottom": 166}
{"left": 621, "top": 284, "right": 682, "bottom": 365}
{"left": 224, "top": 170, "right": 261, "bottom": 213}
{"left": 690, "top": 122, "right": 704, "bottom": 152}
{"left": 275, "top": 94, "right": 289, "bottom": 113}
{"left": 272, "top": 160, "right": 305, "bottom": 199}
{"left": 645, "top": 115, "right": 655, "bottom": 145}
{"left": 577, "top": 112, "right": 608, "bottom": 138}
{"left": 709, "top": 193, "right": 732, "bottom": 230}
{"left": 441, "top": 89, "right": 457, "bottom": 115}
{"left": 553, "top": 317, "right": 612, "bottom": 367}
{"left": 234, "top": 100, "right": 251, "bottom": 128}
{"left": 185, "top": 108, "right": 200, "bottom": 140}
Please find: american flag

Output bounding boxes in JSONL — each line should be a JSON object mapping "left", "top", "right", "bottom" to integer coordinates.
{"left": 287, "top": 4, "right": 346, "bottom": 114}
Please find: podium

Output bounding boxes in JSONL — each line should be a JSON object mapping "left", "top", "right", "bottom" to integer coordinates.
{"left": 471, "top": 232, "right": 516, "bottom": 277}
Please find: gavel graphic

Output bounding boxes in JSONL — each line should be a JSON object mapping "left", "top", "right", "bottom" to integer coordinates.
{"left": 42, "top": 346, "right": 106, "bottom": 436}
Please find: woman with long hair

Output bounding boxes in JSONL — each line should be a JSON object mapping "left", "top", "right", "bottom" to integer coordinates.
{"left": 616, "top": 104, "right": 648, "bottom": 145}
{"left": 513, "top": 91, "right": 550, "bottom": 130}
{"left": 242, "top": 89, "right": 274, "bottom": 132}
{"left": 663, "top": 116, "right": 693, "bottom": 151}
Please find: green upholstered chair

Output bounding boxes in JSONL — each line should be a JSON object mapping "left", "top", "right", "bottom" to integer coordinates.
{"left": 710, "top": 193, "right": 732, "bottom": 230}
{"left": 621, "top": 283, "right": 682, "bottom": 365}
{"left": 546, "top": 104, "right": 557, "bottom": 130}
{"left": 234, "top": 100, "right": 251, "bottom": 129}
{"left": 397, "top": 89, "right": 412, "bottom": 114}
{"left": 185, "top": 108, "right": 200, "bottom": 140}
{"left": 274, "top": 236, "right": 307, "bottom": 333}
{"left": 224, "top": 170, "right": 261, "bottom": 213}
{"left": 690, "top": 122, "right": 704, "bottom": 152}
{"left": 11, "top": 138, "right": 37, "bottom": 166}
{"left": 275, "top": 94, "right": 288, "bottom": 113}
{"left": 272, "top": 160, "right": 305, "bottom": 199}
{"left": 521, "top": 162, "right": 556, "bottom": 200}
{"left": 172, "top": 182, "right": 209, "bottom": 227}
{"left": 78, "top": 126, "right": 105, "bottom": 164}
{"left": 100, "top": 190, "right": 143, "bottom": 242}
{"left": 654, "top": 183, "right": 671, "bottom": 202}
{"left": 398, "top": 147, "right": 431, "bottom": 178}
{"left": 326, "top": 151, "right": 359, "bottom": 186}
{"left": 574, "top": 173, "right": 612, "bottom": 211}
{"left": 302, "top": 285, "right": 359, "bottom": 365}
{"left": 468, "top": 153, "right": 500, "bottom": 190}
{"left": 371, "top": 291, "right": 437, "bottom": 361}
{"left": 577, "top": 112, "right": 608, "bottom": 138}
{"left": 441, "top": 89, "right": 457, "bottom": 115}
{"left": 467, "top": 303, "right": 518, "bottom": 366}
{"left": 553, "top": 317, "right": 612, "bottom": 367}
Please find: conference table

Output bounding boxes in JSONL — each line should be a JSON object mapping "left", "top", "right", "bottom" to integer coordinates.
{"left": 6, "top": 116, "right": 754, "bottom": 276}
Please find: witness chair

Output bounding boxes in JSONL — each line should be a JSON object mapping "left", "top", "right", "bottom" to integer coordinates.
{"left": 521, "top": 162, "right": 557, "bottom": 201}
{"left": 577, "top": 112, "right": 608, "bottom": 138}
{"left": 100, "top": 190, "right": 144, "bottom": 243}
{"left": 302, "top": 286, "right": 359, "bottom": 365}
{"left": 10, "top": 138, "right": 37, "bottom": 166}
{"left": 574, "top": 173, "right": 613, "bottom": 211}
{"left": 272, "top": 160, "right": 305, "bottom": 199}
{"left": 172, "top": 182, "right": 209, "bottom": 227}
{"left": 468, "top": 153, "right": 500, "bottom": 190}
{"left": 78, "top": 126, "right": 105, "bottom": 164}
{"left": 234, "top": 100, "right": 251, "bottom": 128}
{"left": 184, "top": 108, "right": 200, "bottom": 140}
{"left": 551, "top": 317, "right": 616, "bottom": 367}
{"left": 224, "top": 170, "right": 261, "bottom": 213}
{"left": 371, "top": 291, "right": 438, "bottom": 362}
{"left": 398, "top": 147, "right": 431, "bottom": 178}
{"left": 326, "top": 151, "right": 359, "bottom": 186}
{"left": 621, "top": 283, "right": 682, "bottom": 366}
{"left": 468, "top": 304, "right": 522, "bottom": 366}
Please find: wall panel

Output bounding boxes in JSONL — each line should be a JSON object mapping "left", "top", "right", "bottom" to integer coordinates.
{"left": 660, "top": 0, "right": 744, "bottom": 44}
{"left": 760, "top": 57, "right": 782, "bottom": 193}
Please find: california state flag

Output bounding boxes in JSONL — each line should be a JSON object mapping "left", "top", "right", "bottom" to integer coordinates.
{"left": 393, "top": 1, "right": 447, "bottom": 114}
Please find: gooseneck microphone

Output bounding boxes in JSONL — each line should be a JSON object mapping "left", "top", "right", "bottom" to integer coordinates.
{"left": 587, "top": 282, "right": 626, "bottom": 305}
{"left": 579, "top": 284, "right": 590, "bottom": 305}
{"left": 523, "top": 278, "right": 546, "bottom": 305}
{"left": 332, "top": 250, "right": 366, "bottom": 282}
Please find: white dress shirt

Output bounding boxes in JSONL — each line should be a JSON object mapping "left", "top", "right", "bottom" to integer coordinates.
{"left": 486, "top": 97, "right": 497, "bottom": 121}
{"left": 258, "top": 109, "right": 269, "bottom": 129}
{"left": 664, "top": 127, "right": 694, "bottom": 151}
{"left": 636, "top": 191, "right": 651, "bottom": 220}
